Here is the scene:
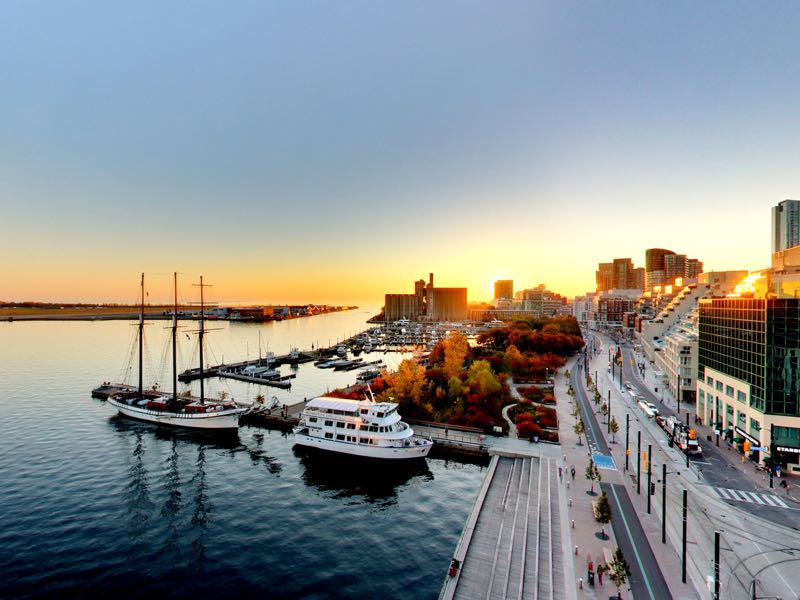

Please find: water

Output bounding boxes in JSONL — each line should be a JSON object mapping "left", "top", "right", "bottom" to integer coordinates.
{"left": 0, "top": 311, "right": 487, "bottom": 599}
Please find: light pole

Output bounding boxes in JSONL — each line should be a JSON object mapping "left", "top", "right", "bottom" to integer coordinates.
{"left": 625, "top": 414, "right": 630, "bottom": 472}
{"left": 607, "top": 390, "right": 611, "bottom": 434}
{"left": 637, "top": 430, "right": 642, "bottom": 495}
{"left": 682, "top": 489, "right": 688, "bottom": 584}
{"left": 647, "top": 443, "right": 652, "bottom": 513}
{"left": 659, "top": 465, "right": 680, "bottom": 544}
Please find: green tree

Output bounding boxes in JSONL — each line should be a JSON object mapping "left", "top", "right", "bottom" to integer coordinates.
{"left": 609, "top": 416, "right": 619, "bottom": 443}
{"left": 467, "top": 360, "right": 501, "bottom": 396}
{"left": 594, "top": 490, "right": 612, "bottom": 539}
{"left": 443, "top": 332, "right": 470, "bottom": 380}
{"left": 574, "top": 419, "right": 585, "bottom": 445}
{"left": 601, "top": 402, "right": 609, "bottom": 423}
{"left": 608, "top": 546, "right": 632, "bottom": 599}
{"left": 448, "top": 376, "right": 464, "bottom": 399}
{"left": 585, "top": 459, "right": 601, "bottom": 494}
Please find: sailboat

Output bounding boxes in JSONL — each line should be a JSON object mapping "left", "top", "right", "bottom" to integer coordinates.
{"left": 106, "top": 273, "right": 245, "bottom": 430}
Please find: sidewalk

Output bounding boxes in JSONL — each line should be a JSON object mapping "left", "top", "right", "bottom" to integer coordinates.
{"left": 550, "top": 359, "right": 624, "bottom": 599}
{"left": 582, "top": 344, "right": 698, "bottom": 600}
{"left": 630, "top": 347, "right": 800, "bottom": 505}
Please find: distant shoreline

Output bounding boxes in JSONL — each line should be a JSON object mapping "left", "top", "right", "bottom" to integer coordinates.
{"left": 0, "top": 305, "right": 358, "bottom": 322}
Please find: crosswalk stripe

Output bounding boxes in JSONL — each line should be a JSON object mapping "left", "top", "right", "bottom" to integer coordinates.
{"left": 716, "top": 488, "right": 732, "bottom": 499}
{"left": 749, "top": 493, "right": 766, "bottom": 505}
{"left": 707, "top": 487, "right": 721, "bottom": 498}
{"left": 727, "top": 489, "right": 745, "bottom": 501}
{"left": 771, "top": 495, "right": 789, "bottom": 508}
{"left": 762, "top": 494, "right": 779, "bottom": 507}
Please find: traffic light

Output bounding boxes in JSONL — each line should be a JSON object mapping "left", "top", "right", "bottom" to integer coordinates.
{"left": 626, "top": 448, "right": 631, "bottom": 456}
{"left": 643, "top": 450, "right": 649, "bottom": 470}
{"left": 743, "top": 440, "right": 751, "bottom": 454}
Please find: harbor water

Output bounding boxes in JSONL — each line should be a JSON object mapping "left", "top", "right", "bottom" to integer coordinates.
{"left": 0, "top": 309, "right": 487, "bottom": 599}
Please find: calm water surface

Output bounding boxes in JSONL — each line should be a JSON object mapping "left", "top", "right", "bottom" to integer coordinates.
{"left": 0, "top": 310, "right": 487, "bottom": 599}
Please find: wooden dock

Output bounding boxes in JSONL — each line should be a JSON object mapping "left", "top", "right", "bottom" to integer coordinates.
{"left": 440, "top": 454, "right": 567, "bottom": 600}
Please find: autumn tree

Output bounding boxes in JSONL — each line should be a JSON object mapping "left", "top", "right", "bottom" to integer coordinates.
{"left": 467, "top": 360, "right": 501, "bottom": 397}
{"left": 594, "top": 490, "right": 612, "bottom": 539}
{"left": 443, "top": 331, "right": 470, "bottom": 380}
{"left": 388, "top": 359, "right": 427, "bottom": 403}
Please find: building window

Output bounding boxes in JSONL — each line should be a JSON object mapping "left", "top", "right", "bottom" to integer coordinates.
{"left": 699, "top": 389, "right": 705, "bottom": 400}
{"left": 707, "top": 376, "right": 713, "bottom": 386}
{"left": 737, "top": 391, "right": 746, "bottom": 403}
{"left": 737, "top": 411, "right": 746, "bottom": 427}
{"left": 725, "top": 385, "right": 734, "bottom": 398}
{"left": 716, "top": 381, "right": 723, "bottom": 391}
{"left": 750, "top": 418, "right": 761, "bottom": 432}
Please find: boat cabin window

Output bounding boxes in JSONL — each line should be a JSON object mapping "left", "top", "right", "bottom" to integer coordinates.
{"left": 360, "top": 409, "right": 368, "bottom": 415}
{"left": 336, "top": 422, "right": 345, "bottom": 428}
{"left": 347, "top": 423, "right": 355, "bottom": 429}
{"left": 325, "top": 420, "right": 333, "bottom": 427}
{"left": 336, "top": 434, "right": 345, "bottom": 441}
{"left": 376, "top": 412, "right": 384, "bottom": 418}
{"left": 309, "top": 417, "right": 317, "bottom": 423}
{"left": 325, "top": 433, "right": 333, "bottom": 439}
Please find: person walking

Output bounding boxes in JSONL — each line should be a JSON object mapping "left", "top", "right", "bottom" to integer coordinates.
{"left": 570, "top": 465, "right": 576, "bottom": 480}
{"left": 558, "top": 466, "right": 563, "bottom": 480}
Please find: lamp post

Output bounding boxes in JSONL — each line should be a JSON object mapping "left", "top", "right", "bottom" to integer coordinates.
{"left": 625, "top": 414, "right": 630, "bottom": 472}
{"left": 647, "top": 443, "right": 652, "bottom": 513}
{"left": 607, "top": 390, "right": 611, "bottom": 434}
{"left": 637, "top": 430, "right": 642, "bottom": 495}
{"left": 682, "top": 489, "right": 688, "bottom": 584}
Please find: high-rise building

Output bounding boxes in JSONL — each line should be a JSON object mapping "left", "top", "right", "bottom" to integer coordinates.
{"left": 645, "top": 248, "right": 675, "bottom": 290}
{"left": 697, "top": 297, "right": 800, "bottom": 470}
{"left": 494, "top": 280, "right": 513, "bottom": 301}
{"left": 595, "top": 258, "right": 644, "bottom": 291}
{"left": 645, "top": 248, "right": 702, "bottom": 290}
{"left": 772, "top": 199, "right": 800, "bottom": 254}
{"left": 383, "top": 272, "right": 467, "bottom": 321}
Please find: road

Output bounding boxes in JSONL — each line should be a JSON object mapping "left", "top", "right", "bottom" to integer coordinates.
{"left": 591, "top": 330, "right": 800, "bottom": 599}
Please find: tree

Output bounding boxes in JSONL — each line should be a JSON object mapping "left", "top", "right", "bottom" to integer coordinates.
{"left": 574, "top": 419, "right": 585, "bottom": 445}
{"left": 608, "top": 546, "right": 632, "bottom": 599}
{"left": 443, "top": 332, "right": 470, "bottom": 380}
{"left": 389, "top": 359, "right": 427, "bottom": 403}
{"left": 467, "top": 360, "right": 501, "bottom": 396}
{"left": 448, "top": 376, "right": 464, "bottom": 399}
{"left": 601, "top": 402, "right": 609, "bottom": 423}
{"left": 594, "top": 490, "right": 612, "bottom": 539}
{"left": 585, "top": 459, "right": 601, "bottom": 494}
{"left": 609, "top": 416, "right": 619, "bottom": 443}
{"left": 594, "top": 389, "right": 601, "bottom": 405}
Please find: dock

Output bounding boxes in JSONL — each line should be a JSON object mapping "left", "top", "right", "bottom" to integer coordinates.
{"left": 440, "top": 449, "right": 568, "bottom": 600}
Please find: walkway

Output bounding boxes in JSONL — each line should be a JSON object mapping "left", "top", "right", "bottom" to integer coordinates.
{"left": 440, "top": 454, "right": 569, "bottom": 600}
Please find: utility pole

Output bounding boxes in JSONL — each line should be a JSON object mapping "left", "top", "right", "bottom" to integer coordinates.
{"left": 607, "top": 390, "right": 611, "bottom": 434}
{"left": 647, "top": 443, "right": 652, "bottom": 513}
{"left": 714, "top": 530, "right": 720, "bottom": 600}
{"left": 770, "top": 424, "right": 775, "bottom": 489}
{"left": 625, "top": 414, "right": 630, "bottom": 472}
{"left": 661, "top": 464, "right": 667, "bottom": 544}
{"left": 637, "top": 430, "right": 641, "bottom": 495}
{"left": 682, "top": 489, "right": 688, "bottom": 584}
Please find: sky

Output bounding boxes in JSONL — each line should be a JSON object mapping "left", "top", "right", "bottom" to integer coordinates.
{"left": 2, "top": 2, "right": 800, "bottom": 305}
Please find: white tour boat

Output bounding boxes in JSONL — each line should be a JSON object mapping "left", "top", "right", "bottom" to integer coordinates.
{"left": 106, "top": 273, "right": 245, "bottom": 431}
{"left": 293, "top": 396, "right": 433, "bottom": 459}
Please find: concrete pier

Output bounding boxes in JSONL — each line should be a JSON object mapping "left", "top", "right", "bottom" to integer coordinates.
{"left": 441, "top": 445, "right": 570, "bottom": 600}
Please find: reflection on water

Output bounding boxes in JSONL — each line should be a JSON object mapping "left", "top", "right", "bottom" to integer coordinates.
{"left": 161, "top": 437, "right": 182, "bottom": 558}
{"left": 295, "top": 447, "right": 434, "bottom": 508}
{"left": 126, "top": 430, "right": 153, "bottom": 545}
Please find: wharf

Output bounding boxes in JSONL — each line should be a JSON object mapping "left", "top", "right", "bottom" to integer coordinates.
{"left": 440, "top": 445, "right": 570, "bottom": 600}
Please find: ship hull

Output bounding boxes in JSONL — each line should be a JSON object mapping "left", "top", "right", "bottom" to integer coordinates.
{"left": 108, "top": 398, "right": 242, "bottom": 430}
{"left": 293, "top": 433, "right": 432, "bottom": 459}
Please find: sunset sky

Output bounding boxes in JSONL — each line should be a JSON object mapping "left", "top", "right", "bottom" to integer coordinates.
{"left": 2, "top": 2, "right": 799, "bottom": 305}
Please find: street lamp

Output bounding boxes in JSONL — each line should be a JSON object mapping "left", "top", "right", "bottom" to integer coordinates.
{"left": 658, "top": 464, "right": 681, "bottom": 545}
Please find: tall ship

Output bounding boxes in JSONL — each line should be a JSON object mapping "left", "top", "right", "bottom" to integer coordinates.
{"left": 293, "top": 394, "right": 433, "bottom": 459}
{"left": 105, "top": 273, "right": 245, "bottom": 431}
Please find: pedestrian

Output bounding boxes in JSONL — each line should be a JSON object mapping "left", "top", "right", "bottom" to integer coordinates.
{"left": 571, "top": 465, "right": 576, "bottom": 480}
{"left": 596, "top": 563, "right": 604, "bottom": 586}
{"left": 559, "top": 466, "right": 563, "bottom": 480}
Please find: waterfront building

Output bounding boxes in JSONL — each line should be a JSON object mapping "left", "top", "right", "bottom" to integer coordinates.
{"left": 644, "top": 248, "right": 703, "bottom": 291}
{"left": 383, "top": 272, "right": 467, "bottom": 321}
{"left": 520, "top": 284, "right": 567, "bottom": 317}
{"left": 494, "top": 280, "right": 513, "bottom": 301}
{"left": 697, "top": 296, "right": 800, "bottom": 472}
{"left": 772, "top": 199, "right": 800, "bottom": 254}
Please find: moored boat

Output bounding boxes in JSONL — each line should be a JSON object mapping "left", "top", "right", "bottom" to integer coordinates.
{"left": 293, "top": 394, "right": 432, "bottom": 459}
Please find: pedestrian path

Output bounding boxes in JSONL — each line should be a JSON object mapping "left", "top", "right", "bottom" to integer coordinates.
{"left": 707, "top": 486, "right": 790, "bottom": 508}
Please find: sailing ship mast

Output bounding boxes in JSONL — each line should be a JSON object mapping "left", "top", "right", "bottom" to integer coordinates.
{"left": 199, "top": 276, "right": 206, "bottom": 405}
{"left": 138, "top": 272, "right": 144, "bottom": 397}
{"left": 172, "top": 272, "right": 178, "bottom": 402}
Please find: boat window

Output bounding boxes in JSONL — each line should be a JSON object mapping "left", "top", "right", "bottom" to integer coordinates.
{"left": 360, "top": 409, "right": 368, "bottom": 414}
{"left": 325, "top": 432, "right": 333, "bottom": 439}
{"left": 325, "top": 420, "right": 333, "bottom": 427}
{"left": 336, "top": 422, "right": 345, "bottom": 428}
{"left": 336, "top": 434, "right": 345, "bottom": 441}
{"left": 309, "top": 417, "right": 317, "bottom": 423}
{"left": 376, "top": 412, "right": 384, "bottom": 418}
{"left": 347, "top": 423, "right": 355, "bottom": 429}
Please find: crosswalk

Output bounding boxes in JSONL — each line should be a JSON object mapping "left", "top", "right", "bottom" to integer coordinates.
{"left": 709, "top": 486, "right": 790, "bottom": 508}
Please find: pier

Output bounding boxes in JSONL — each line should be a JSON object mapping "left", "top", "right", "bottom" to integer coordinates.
{"left": 440, "top": 444, "right": 571, "bottom": 600}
